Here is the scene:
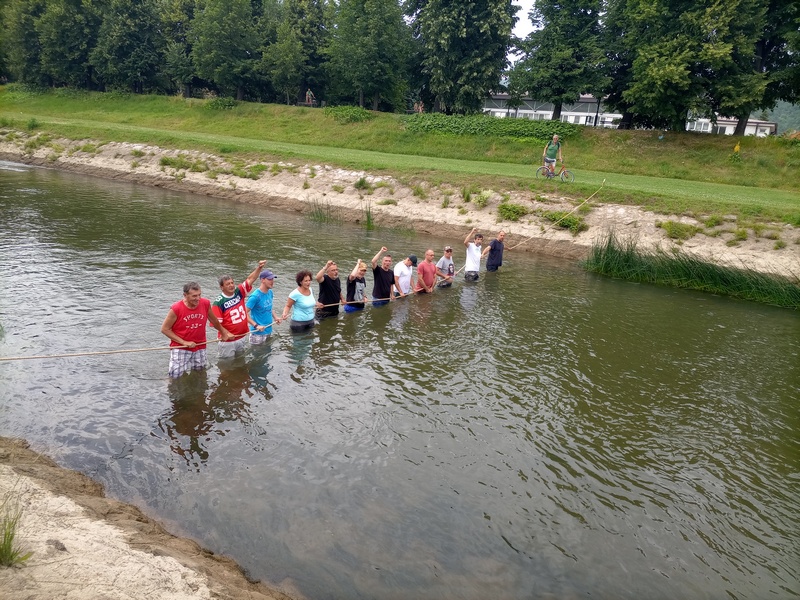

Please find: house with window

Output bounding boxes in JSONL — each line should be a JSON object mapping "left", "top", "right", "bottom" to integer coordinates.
{"left": 483, "top": 94, "right": 777, "bottom": 136}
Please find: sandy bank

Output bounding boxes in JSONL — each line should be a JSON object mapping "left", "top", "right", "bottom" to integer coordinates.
{"left": 0, "top": 437, "right": 301, "bottom": 600}
{"left": 1, "top": 133, "right": 798, "bottom": 279}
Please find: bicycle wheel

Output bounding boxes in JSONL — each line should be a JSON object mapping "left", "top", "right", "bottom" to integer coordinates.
{"left": 535, "top": 166, "right": 549, "bottom": 180}
{"left": 560, "top": 169, "right": 575, "bottom": 183}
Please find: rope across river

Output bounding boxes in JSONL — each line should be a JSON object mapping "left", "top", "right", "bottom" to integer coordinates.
{"left": 0, "top": 289, "right": 442, "bottom": 362}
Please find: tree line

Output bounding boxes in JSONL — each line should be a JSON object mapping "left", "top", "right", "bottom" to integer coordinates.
{"left": 0, "top": 0, "right": 797, "bottom": 133}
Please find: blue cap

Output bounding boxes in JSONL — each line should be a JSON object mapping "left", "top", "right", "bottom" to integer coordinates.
{"left": 259, "top": 269, "right": 276, "bottom": 280}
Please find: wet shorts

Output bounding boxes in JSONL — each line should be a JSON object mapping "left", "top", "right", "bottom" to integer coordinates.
{"left": 217, "top": 336, "right": 248, "bottom": 359}
{"left": 168, "top": 348, "right": 208, "bottom": 378}
{"left": 249, "top": 331, "right": 272, "bottom": 345}
{"left": 465, "top": 271, "right": 479, "bottom": 282}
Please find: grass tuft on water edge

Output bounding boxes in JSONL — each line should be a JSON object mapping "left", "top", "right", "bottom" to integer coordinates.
{"left": 583, "top": 233, "right": 800, "bottom": 308}
{"left": 308, "top": 199, "right": 341, "bottom": 224}
{"left": 1, "top": 491, "right": 33, "bottom": 567}
{"left": 364, "top": 202, "right": 375, "bottom": 230}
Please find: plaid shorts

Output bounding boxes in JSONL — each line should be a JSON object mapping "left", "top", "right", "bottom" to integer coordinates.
{"left": 168, "top": 348, "right": 208, "bottom": 378}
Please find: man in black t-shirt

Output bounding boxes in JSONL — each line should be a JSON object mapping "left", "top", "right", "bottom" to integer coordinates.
{"left": 371, "top": 246, "right": 397, "bottom": 306}
{"left": 315, "top": 260, "right": 345, "bottom": 318}
{"left": 482, "top": 230, "right": 507, "bottom": 272}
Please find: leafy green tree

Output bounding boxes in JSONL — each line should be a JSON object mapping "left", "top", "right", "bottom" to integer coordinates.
{"left": 409, "top": 0, "right": 517, "bottom": 114}
{"left": 190, "top": 0, "right": 259, "bottom": 100}
{"left": 35, "top": 0, "right": 103, "bottom": 88}
{"left": 0, "top": 0, "right": 10, "bottom": 81}
{"left": 509, "top": 0, "right": 607, "bottom": 120}
{"left": 160, "top": 0, "right": 198, "bottom": 96}
{"left": 90, "top": 0, "right": 164, "bottom": 92}
{"left": 283, "top": 0, "right": 329, "bottom": 102}
{"left": 262, "top": 19, "right": 305, "bottom": 104}
{"left": 2, "top": 0, "right": 47, "bottom": 85}
{"left": 724, "top": 0, "right": 800, "bottom": 134}
{"left": 326, "top": 0, "right": 411, "bottom": 110}
{"left": 604, "top": 0, "right": 799, "bottom": 133}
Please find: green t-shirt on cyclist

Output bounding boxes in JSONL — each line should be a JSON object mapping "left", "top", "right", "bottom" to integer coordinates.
{"left": 544, "top": 135, "right": 562, "bottom": 161}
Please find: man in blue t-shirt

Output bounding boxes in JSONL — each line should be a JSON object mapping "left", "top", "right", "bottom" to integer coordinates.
{"left": 246, "top": 270, "right": 282, "bottom": 344}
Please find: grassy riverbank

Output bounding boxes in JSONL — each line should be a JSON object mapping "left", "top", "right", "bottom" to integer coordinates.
{"left": 1, "top": 86, "right": 799, "bottom": 225}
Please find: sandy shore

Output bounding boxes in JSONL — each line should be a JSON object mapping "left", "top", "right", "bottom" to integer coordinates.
{"left": 0, "top": 437, "right": 301, "bottom": 600}
{"left": 1, "top": 133, "right": 799, "bottom": 278}
{"left": 0, "top": 133, "right": 798, "bottom": 598}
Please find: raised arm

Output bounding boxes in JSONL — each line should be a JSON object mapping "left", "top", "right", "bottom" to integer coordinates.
{"left": 245, "top": 260, "right": 268, "bottom": 287}
{"left": 464, "top": 228, "right": 476, "bottom": 247}
{"left": 316, "top": 260, "right": 335, "bottom": 283}
{"left": 371, "top": 246, "right": 388, "bottom": 269}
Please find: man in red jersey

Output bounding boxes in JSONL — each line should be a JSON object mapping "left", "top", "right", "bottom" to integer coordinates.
{"left": 212, "top": 260, "right": 267, "bottom": 359}
{"left": 161, "top": 282, "right": 232, "bottom": 378}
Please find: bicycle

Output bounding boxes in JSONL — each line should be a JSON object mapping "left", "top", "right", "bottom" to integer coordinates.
{"left": 536, "top": 162, "right": 575, "bottom": 183}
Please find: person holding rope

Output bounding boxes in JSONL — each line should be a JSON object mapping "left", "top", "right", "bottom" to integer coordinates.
{"left": 435, "top": 246, "right": 455, "bottom": 287}
{"left": 212, "top": 260, "right": 267, "bottom": 359}
{"left": 371, "top": 246, "right": 398, "bottom": 306}
{"left": 344, "top": 259, "right": 369, "bottom": 312}
{"left": 414, "top": 249, "right": 438, "bottom": 294}
{"left": 316, "top": 260, "right": 345, "bottom": 319}
{"left": 282, "top": 270, "right": 323, "bottom": 332}
{"left": 482, "top": 230, "right": 507, "bottom": 272}
{"left": 246, "top": 269, "right": 282, "bottom": 344}
{"left": 162, "top": 282, "right": 233, "bottom": 378}
{"left": 463, "top": 228, "right": 484, "bottom": 281}
{"left": 394, "top": 254, "right": 417, "bottom": 297}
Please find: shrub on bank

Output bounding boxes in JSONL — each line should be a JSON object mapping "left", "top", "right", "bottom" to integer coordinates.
{"left": 401, "top": 113, "right": 579, "bottom": 140}
{"left": 324, "top": 106, "right": 375, "bottom": 124}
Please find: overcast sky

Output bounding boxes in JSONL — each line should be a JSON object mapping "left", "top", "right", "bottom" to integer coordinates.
{"left": 513, "top": 0, "right": 535, "bottom": 39}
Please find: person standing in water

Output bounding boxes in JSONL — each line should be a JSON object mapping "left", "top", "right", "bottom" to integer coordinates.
{"left": 463, "top": 228, "right": 483, "bottom": 281}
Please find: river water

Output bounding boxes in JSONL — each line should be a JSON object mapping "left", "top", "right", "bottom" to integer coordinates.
{"left": 1, "top": 161, "right": 798, "bottom": 600}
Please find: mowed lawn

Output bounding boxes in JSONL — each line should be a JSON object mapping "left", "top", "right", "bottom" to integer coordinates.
{"left": 1, "top": 89, "right": 798, "bottom": 222}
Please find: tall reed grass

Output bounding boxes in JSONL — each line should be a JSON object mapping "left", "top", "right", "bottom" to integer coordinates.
{"left": 1, "top": 491, "right": 33, "bottom": 567}
{"left": 583, "top": 234, "right": 800, "bottom": 308}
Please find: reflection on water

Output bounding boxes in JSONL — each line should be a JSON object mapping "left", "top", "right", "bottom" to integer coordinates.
{"left": 0, "top": 163, "right": 798, "bottom": 600}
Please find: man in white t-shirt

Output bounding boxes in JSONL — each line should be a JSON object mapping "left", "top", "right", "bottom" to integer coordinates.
{"left": 463, "top": 228, "right": 483, "bottom": 281}
{"left": 393, "top": 254, "right": 417, "bottom": 297}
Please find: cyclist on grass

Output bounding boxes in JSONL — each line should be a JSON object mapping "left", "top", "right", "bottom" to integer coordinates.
{"left": 542, "top": 134, "right": 563, "bottom": 175}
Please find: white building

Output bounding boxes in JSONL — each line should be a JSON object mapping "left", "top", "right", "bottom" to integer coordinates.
{"left": 483, "top": 94, "right": 777, "bottom": 136}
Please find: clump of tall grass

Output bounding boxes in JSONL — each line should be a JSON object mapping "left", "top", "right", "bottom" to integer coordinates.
{"left": 364, "top": 202, "right": 375, "bottom": 230}
{"left": 354, "top": 177, "right": 374, "bottom": 194}
{"left": 1, "top": 492, "right": 33, "bottom": 567}
{"left": 583, "top": 234, "right": 800, "bottom": 308}
{"left": 309, "top": 199, "right": 341, "bottom": 224}
{"left": 461, "top": 183, "right": 480, "bottom": 203}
